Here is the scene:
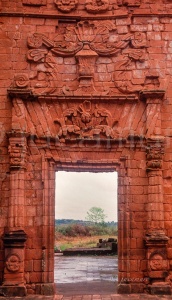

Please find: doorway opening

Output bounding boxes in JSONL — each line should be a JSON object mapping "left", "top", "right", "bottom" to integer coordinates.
{"left": 54, "top": 171, "right": 118, "bottom": 295}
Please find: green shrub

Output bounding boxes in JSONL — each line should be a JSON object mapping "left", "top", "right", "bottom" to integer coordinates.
{"left": 55, "top": 223, "right": 118, "bottom": 237}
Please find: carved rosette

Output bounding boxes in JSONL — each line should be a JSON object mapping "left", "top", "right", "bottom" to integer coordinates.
{"left": 54, "top": 0, "right": 78, "bottom": 12}
{"left": 145, "top": 234, "right": 170, "bottom": 293}
{"left": 5, "top": 254, "right": 21, "bottom": 273}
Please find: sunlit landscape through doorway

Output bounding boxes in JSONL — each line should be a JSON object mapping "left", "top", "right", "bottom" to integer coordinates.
{"left": 54, "top": 171, "right": 118, "bottom": 295}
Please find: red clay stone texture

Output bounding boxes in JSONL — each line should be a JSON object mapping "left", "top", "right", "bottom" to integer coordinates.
{"left": 1, "top": 0, "right": 172, "bottom": 296}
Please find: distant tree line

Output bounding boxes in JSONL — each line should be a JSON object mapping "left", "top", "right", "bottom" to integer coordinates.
{"left": 55, "top": 219, "right": 118, "bottom": 227}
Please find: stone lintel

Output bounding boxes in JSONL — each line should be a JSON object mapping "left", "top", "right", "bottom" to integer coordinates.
{"left": 7, "top": 88, "right": 138, "bottom": 103}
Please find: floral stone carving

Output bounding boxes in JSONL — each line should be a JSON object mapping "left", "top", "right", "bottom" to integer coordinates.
{"left": 54, "top": 100, "right": 118, "bottom": 140}
{"left": 24, "top": 20, "right": 148, "bottom": 95}
{"left": 54, "top": 0, "right": 78, "bottom": 13}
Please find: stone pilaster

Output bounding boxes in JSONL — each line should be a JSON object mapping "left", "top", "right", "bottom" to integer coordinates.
{"left": 140, "top": 91, "right": 171, "bottom": 294}
{"left": 0, "top": 128, "right": 28, "bottom": 296}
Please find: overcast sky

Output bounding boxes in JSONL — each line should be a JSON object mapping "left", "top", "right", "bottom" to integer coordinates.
{"left": 55, "top": 171, "right": 118, "bottom": 222}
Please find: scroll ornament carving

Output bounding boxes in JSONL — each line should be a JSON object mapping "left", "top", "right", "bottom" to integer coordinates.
{"left": 5, "top": 254, "right": 21, "bottom": 273}
{"left": 25, "top": 20, "right": 148, "bottom": 95}
{"left": 54, "top": 100, "right": 118, "bottom": 140}
{"left": 54, "top": 0, "right": 78, "bottom": 13}
{"left": 8, "top": 136, "right": 28, "bottom": 169}
{"left": 85, "top": 0, "right": 109, "bottom": 13}
{"left": 146, "top": 142, "right": 164, "bottom": 170}
{"left": 14, "top": 74, "right": 29, "bottom": 89}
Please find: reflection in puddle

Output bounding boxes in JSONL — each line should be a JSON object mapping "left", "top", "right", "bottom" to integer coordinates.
{"left": 54, "top": 255, "right": 118, "bottom": 284}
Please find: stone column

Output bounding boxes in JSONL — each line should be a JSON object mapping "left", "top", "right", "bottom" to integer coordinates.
{"left": 140, "top": 91, "right": 171, "bottom": 295}
{"left": 0, "top": 95, "right": 28, "bottom": 296}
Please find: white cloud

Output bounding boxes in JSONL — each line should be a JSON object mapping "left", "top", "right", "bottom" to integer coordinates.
{"left": 55, "top": 171, "right": 118, "bottom": 222}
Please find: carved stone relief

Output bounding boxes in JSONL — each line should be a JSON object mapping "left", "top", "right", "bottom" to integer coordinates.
{"left": 85, "top": 0, "right": 109, "bottom": 13}
{"left": 8, "top": 135, "right": 28, "bottom": 169}
{"left": 146, "top": 139, "right": 164, "bottom": 171}
{"left": 54, "top": 100, "right": 118, "bottom": 140}
{"left": 149, "top": 253, "right": 167, "bottom": 271}
{"left": 54, "top": 0, "right": 78, "bottom": 12}
{"left": 14, "top": 74, "right": 29, "bottom": 89}
{"left": 23, "top": 20, "right": 148, "bottom": 96}
{"left": 5, "top": 254, "right": 21, "bottom": 273}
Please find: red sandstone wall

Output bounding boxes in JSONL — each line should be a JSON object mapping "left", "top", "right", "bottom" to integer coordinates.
{"left": 1, "top": 0, "right": 172, "bottom": 295}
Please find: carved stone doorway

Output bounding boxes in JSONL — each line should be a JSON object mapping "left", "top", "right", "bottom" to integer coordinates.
{"left": 2, "top": 88, "right": 171, "bottom": 296}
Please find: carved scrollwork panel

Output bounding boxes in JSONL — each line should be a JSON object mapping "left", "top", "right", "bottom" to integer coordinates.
{"left": 12, "top": 19, "right": 149, "bottom": 96}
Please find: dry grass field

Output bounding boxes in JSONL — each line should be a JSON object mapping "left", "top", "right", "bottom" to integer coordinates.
{"left": 55, "top": 233, "right": 117, "bottom": 251}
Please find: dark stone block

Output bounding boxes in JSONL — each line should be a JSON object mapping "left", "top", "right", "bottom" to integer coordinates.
{"left": 40, "top": 283, "right": 55, "bottom": 295}
{"left": 148, "top": 284, "right": 171, "bottom": 295}
{"left": 117, "top": 283, "right": 131, "bottom": 294}
{"left": 0, "top": 286, "right": 27, "bottom": 297}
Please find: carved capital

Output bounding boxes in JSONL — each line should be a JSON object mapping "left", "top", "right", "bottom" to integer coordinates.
{"left": 146, "top": 137, "right": 164, "bottom": 171}
{"left": 8, "top": 132, "right": 28, "bottom": 170}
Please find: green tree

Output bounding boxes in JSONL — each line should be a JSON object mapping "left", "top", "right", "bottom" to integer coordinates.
{"left": 86, "top": 207, "right": 107, "bottom": 224}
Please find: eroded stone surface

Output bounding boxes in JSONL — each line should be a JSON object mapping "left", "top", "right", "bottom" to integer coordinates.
{"left": 1, "top": 0, "right": 172, "bottom": 296}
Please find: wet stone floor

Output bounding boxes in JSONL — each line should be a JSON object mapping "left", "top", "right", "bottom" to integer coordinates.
{"left": 1, "top": 255, "right": 172, "bottom": 299}
{"left": 55, "top": 255, "right": 118, "bottom": 295}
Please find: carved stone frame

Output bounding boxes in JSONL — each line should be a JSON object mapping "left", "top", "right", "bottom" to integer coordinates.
{"left": 1, "top": 89, "right": 171, "bottom": 296}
